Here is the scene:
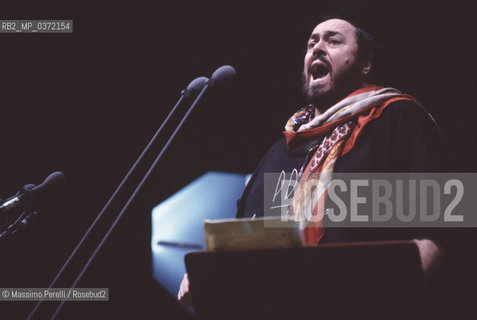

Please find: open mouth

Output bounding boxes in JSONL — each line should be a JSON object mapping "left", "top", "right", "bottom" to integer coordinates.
{"left": 311, "top": 63, "right": 330, "bottom": 80}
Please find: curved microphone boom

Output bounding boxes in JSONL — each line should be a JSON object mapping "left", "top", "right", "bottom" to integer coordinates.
{"left": 27, "top": 76, "right": 208, "bottom": 320}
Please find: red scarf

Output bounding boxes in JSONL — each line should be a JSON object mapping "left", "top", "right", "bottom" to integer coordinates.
{"left": 284, "top": 86, "right": 416, "bottom": 245}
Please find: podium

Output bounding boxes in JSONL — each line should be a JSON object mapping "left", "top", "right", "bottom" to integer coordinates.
{"left": 185, "top": 240, "right": 425, "bottom": 320}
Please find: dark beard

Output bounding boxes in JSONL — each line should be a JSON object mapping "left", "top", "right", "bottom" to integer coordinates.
{"left": 302, "top": 62, "right": 363, "bottom": 112}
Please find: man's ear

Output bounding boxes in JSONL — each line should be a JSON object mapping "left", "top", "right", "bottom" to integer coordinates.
{"left": 361, "top": 56, "right": 372, "bottom": 75}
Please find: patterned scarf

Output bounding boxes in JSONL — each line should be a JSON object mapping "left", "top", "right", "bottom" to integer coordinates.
{"left": 284, "top": 86, "right": 416, "bottom": 246}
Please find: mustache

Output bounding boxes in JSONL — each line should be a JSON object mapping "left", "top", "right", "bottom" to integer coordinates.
{"left": 310, "top": 54, "right": 331, "bottom": 70}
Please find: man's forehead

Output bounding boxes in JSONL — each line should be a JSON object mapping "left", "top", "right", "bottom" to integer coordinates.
{"left": 310, "top": 19, "right": 356, "bottom": 37}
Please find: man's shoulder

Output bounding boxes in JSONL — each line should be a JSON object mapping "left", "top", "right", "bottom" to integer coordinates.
{"left": 383, "top": 98, "right": 435, "bottom": 122}
{"left": 374, "top": 98, "right": 440, "bottom": 133}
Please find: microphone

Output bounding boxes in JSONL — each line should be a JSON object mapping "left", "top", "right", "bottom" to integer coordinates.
{"left": 208, "top": 65, "right": 236, "bottom": 87}
{"left": 182, "top": 76, "right": 209, "bottom": 98}
{"left": 0, "top": 171, "right": 66, "bottom": 214}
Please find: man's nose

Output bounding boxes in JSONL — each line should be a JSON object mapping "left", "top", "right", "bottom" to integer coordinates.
{"left": 312, "top": 40, "right": 326, "bottom": 57}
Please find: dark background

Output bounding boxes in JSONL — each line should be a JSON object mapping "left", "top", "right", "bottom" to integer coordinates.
{"left": 0, "top": 0, "right": 475, "bottom": 318}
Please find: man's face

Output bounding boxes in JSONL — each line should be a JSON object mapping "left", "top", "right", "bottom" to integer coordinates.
{"left": 303, "top": 19, "right": 362, "bottom": 108}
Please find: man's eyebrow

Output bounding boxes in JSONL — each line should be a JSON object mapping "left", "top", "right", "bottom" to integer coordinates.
{"left": 308, "top": 30, "right": 344, "bottom": 41}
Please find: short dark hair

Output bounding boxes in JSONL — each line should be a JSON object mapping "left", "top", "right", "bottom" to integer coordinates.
{"left": 354, "top": 26, "right": 376, "bottom": 61}
{"left": 319, "top": 15, "right": 377, "bottom": 61}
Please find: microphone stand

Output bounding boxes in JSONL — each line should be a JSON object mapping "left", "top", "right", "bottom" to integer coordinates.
{"left": 0, "top": 185, "right": 38, "bottom": 239}
{"left": 28, "top": 65, "right": 235, "bottom": 319}
{"left": 48, "top": 82, "right": 211, "bottom": 320}
{"left": 26, "top": 77, "right": 207, "bottom": 320}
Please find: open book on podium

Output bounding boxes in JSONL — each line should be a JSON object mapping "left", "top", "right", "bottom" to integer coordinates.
{"left": 185, "top": 217, "right": 425, "bottom": 320}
